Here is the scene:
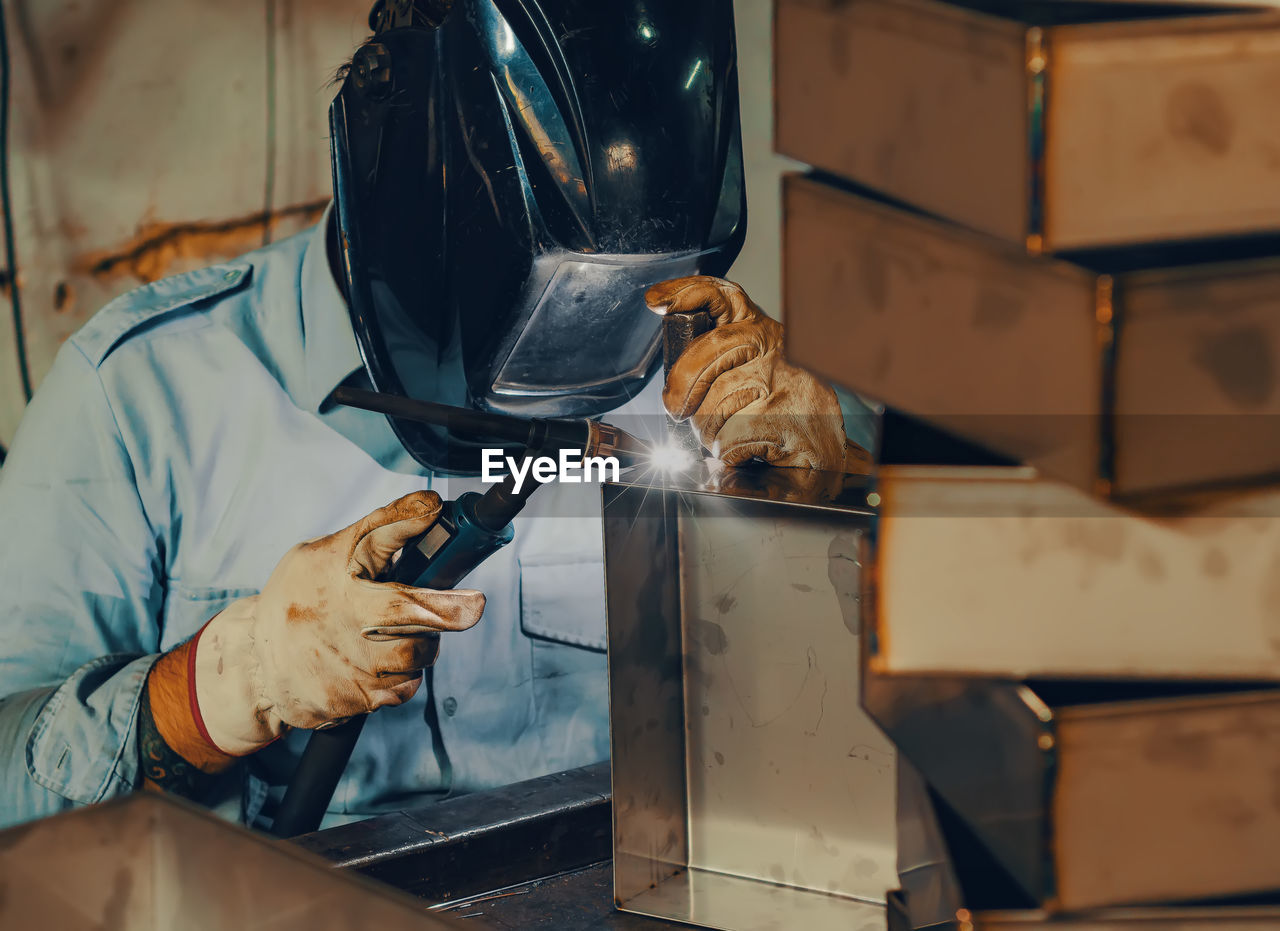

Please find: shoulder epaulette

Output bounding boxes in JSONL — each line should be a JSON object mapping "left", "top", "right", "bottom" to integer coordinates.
{"left": 73, "top": 262, "right": 252, "bottom": 366}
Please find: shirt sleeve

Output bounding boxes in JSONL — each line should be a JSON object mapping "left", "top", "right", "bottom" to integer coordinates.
{"left": 0, "top": 341, "right": 165, "bottom": 829}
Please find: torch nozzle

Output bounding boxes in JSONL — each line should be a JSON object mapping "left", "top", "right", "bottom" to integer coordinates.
{"left": 584, "top": 421, "right": 651, "bottom": 468}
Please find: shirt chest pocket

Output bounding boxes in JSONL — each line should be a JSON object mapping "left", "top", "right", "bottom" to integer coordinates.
{"left": 519, "top": 557, "right": 608, "bottom": 652}
{"left": 518, "top": 556, "right": 610, "bottom": 768}
{"left": 162, "top": 585, "right": 261, "bottom": 650}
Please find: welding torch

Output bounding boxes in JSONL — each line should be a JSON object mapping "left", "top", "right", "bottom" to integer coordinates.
{"left": 331, "top": 387, "right": 652, "bottom": 470}
{"left": 270, "top": 388, "right": 653, "bottom": 837}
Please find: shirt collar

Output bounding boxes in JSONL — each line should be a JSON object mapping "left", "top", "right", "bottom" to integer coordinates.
{"left": 300, "top": 204, "right": 364, "bottom": 412}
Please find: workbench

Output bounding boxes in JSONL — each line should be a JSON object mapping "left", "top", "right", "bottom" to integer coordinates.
{"left": 294, "top": 763, "right": 682, "bottom": 929}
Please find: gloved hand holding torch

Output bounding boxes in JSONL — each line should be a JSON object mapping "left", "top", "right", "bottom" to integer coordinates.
{"left": 146, "top": 491, "right": 486, "bottom": 772}
{"left": 646, "top": 276, "right": 872, "bottom": 473}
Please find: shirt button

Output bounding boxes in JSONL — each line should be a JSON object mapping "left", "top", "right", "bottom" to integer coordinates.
{"left": 442, "top": 696, "right": 458, "bottom": 717}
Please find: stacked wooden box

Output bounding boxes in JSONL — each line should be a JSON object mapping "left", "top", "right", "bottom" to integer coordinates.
{"left": 776, "top": 0, "right": 1280, "bottom": 927}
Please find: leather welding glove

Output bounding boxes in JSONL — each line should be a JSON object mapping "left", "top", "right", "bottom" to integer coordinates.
{"left": 191, "top": 491, "right": 486, "bottom": 756}
{"left": 646, "top": 276, "right": 872, "bottom": 473}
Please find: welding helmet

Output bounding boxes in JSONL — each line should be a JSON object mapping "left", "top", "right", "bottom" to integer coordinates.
{"left": 329, "top": 0, "right": 746, "bottom": 473}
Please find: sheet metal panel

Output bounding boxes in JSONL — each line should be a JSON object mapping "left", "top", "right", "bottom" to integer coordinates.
{"left": 604, "top": 466, "right": 895, "bottom": 930}
{"left": 0, "top": 791, "right": 459, "bottom": 928}
{"left": 775, "top": 0, "right": 1280, "bottom": 251}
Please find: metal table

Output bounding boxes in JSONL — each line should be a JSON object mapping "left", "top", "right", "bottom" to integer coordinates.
{"left": 433, "top": 863, "right": 675, "bottom": 929}
{"left": 294, "top": 763, "right": 682, "bottom": 929}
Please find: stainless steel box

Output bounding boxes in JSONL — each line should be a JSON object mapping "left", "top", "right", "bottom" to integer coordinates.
{"left": 862, "top": 466, "right": 1280, "bottom": 681}
{"left": 603, "top": 467, "right": 897, "bottom": 930}
{"left": 775, "top": 0, "right": 1280, "bottom": 252}
{"left": 867, "top": 664, "right": 1280, "bottom": 911}
{"left": 784, "top": 174, "right": 1280, "bottom": 499}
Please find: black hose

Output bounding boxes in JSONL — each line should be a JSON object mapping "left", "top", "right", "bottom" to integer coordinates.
{"left": 0, "top": 1, "right": 32, "bottom": 403}
{"left": 269, "top": 718, "right": 365, "bottom": 838}
{"left": 331, "top": 385, "right": 594, "bottom": 455}
{"left": 332, "top": 385, "right": 542, "bottom": 446}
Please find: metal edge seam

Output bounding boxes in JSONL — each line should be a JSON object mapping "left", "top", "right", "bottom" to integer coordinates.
{"left": 1094, "top": 274, "right": 1118, "bottom": 496}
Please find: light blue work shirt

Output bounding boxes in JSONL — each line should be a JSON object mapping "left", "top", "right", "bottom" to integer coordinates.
{"left": 0, "top": 212, "right": 875, "bottom": 832}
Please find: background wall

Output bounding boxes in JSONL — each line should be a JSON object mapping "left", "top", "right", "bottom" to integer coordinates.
{"left": 733, "top": 0, "right": 805, "bottom": 321}
{"left": 0, "top": 0, "right": 795, "bottom": 448}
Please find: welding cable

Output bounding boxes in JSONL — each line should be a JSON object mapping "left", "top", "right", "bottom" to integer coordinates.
{"left": 0, "top": 0, "right": 32, "bottom": 403}
{"left": 261, "top": 0, "right": 278, "bottom": 247}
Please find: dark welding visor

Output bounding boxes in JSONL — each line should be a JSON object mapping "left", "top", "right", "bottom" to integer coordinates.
{"left": 331, "top": 0, "right": 746, "bottom": 473}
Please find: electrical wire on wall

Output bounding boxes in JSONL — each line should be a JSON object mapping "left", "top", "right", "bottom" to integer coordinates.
{"left": 0, "top": 0, "right": 32, "bottom": 406}
{"left": 262, "top": 0, "right": 278, "bottom": 247}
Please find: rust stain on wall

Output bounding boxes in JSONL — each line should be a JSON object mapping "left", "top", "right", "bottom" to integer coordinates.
{"left": 75, "top": 199, "right": 330, "bottom": 284}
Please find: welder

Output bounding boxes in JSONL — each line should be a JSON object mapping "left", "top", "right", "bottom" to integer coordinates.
{"left": 0, "top": 0, "right": 872, "bottom": 831}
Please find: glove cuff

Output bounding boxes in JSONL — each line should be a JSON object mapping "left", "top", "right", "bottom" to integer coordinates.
{"left": 192, "top": 596, "right": 286, "bottom": 756}
{"left": 141, "top": 637, "right": 237, "bottom": 778}
{"left": 187, "top": 622, "right": 221, "bottom": 752}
